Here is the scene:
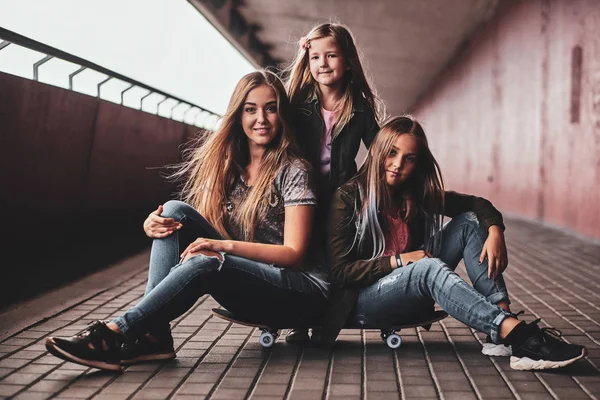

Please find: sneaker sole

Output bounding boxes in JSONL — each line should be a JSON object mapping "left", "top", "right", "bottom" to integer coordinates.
{"left": 121, "top": 352, "right": 176, "bottom": 365}
{"left": 510, "top": 348, "right": 587, "bottom": 370}
{"left": 45, "top": 338, "right": 122, "bottom": 372}
{"left": 481, "top": 343, "right": 512, "bottom": 357}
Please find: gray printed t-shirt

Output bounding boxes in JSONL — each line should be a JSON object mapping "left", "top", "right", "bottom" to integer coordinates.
{"left": 224, "top": 159, "right": 329, "bottom": 296}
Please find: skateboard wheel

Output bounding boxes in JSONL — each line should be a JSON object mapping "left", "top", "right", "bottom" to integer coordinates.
{"left": 385, "top": 334, "right": 402, "bottom": 349}
{"left": 259, "top": 332, "right": 275, "bottom": 348}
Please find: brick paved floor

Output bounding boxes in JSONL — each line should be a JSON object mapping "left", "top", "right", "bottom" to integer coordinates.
{"left": 1, "top": 219, "right": 599, "bottom": 399}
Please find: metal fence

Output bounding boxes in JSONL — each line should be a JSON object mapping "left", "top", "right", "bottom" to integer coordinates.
{"left": 0, "top": 26, "right": 221, "bottom": 129}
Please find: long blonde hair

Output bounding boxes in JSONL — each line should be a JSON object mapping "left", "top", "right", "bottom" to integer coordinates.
{"left": 173, "top": 70, "right": 300, "bottom": 240}
{"left": 285, "top": 23, "right": 384, "bottom": 138}
{"left": 349, "top": 115, "right": 445, "bottom": 258}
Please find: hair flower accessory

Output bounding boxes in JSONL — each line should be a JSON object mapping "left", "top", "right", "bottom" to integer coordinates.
{"left": 299, "top": 36, "right": 310, "bottom": 50}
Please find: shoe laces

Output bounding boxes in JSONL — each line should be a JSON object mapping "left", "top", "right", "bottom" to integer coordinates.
{"left": 76, "top": 320, "right": 106, "bottom": 338}
{"left": 540, "top": 327, "right": 564, "bottom": 343}
{"left": 78, "top": 320, "right": 127, "bottom": 352}
{"left": 531, "top": 318, "right": 565, "bottom": 344}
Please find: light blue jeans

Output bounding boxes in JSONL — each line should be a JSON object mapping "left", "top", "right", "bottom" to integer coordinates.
{"left": 350, "top": 212, "right": 511, "bottom": 343}
{"left": 114, "top": 200, "right": 327, "bottom": 340}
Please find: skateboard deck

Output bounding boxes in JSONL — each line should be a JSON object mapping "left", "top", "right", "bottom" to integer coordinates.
{"left": 211, "top": 308, "right": 448, "bottom": 348}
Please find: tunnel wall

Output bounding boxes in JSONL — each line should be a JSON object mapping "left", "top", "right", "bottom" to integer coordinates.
{"left": 412, "top": 0, "right": 600, "bottom": 241}
{"left": 0, "top": 72, "right": 207, "bottom": 304}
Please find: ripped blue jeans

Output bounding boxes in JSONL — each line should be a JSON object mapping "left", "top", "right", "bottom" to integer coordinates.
{"left": 349, "top": 212, "right": 511, "bottom": 343}
{"left": 114, "top": 200, "right": 327, "bottom": 340}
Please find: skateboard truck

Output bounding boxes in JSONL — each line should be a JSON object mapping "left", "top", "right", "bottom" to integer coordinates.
{"left": 211, "top": 308, "right": 447, "bottom": 349}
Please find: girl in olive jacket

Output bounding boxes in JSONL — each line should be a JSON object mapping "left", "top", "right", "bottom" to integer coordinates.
{"left": 323, "top": 116, "right": 586, "bottom": 371}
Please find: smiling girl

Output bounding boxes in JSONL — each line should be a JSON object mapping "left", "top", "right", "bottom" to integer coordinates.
{"left": 44, "top": 71, "right": 328, "bottom": 371}
{"left": 287, "top": 23, "right": 383, "bottom": 198}
{"left": 284, "top": 22, "right": 384, "bottom": 343}
{"left": 323, "top": 115, "right": 587, "bottom": 370}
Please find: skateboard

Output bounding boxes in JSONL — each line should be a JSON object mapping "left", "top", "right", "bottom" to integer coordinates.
{"left": 211, "top": 308, "right": 448, "bottom": 349}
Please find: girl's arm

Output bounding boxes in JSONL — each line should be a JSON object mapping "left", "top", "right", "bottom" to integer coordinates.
{"left": 361, "top": 106, "right": 380, "bottom": 148}
{"left": 444, "top": 191, "right": 508, "bottom": 278}
{"left": 182, "top": 160, "right": 318, "bottom": 270}
{"left": 328, "top": 189, "right": 393, "bottom": 288}
{"left": 444, "top": 191, "right": 505, "bottom": 231}
{"left": 181, "top": 205, "right": 315, "bottom": 271}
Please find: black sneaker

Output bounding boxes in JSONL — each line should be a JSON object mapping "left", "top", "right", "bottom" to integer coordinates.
{"left": 120, "top": 333, "right": 176, "bottom": 365}
{"left": 285, "top": 328, "right": 309, "bottom": 345}
{"left": 510, "top": 319, "right": 587, "bottom": 370}
{"left": 45, "top": 321, "right": 125, "bottom": 371}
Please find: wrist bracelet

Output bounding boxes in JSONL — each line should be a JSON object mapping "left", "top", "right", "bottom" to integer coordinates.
{"left": 395, "top": 254, "right": 403, "bottom": 268}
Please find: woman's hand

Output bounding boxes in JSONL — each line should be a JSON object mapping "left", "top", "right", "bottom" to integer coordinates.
{"left": 143, "top": 205, "right": 182, "bottom": 238}
{"left": 480, "top": 226, "right": 508, "bottom": 279}
{"left": 181, "top": 249, "right": 223, "bottom": 264}
{"left": 181, "top": 238, "right": 231, "bottom": 261}
{"left": 398, "top": 250, "right": 432, "bottom": 267}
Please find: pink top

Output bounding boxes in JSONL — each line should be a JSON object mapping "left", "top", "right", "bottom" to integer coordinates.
{"left": 319, "top": 108, "right": 336, "bottom": 175}
{"left": 382, "top": 214, "right": 411, "bottom": 256}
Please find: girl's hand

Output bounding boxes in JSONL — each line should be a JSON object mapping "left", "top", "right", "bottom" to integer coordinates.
{"left": 143, "top": 205, "right": 182, "bottom": 238}
{"left": 399, "top": 250, "right": 432, "bottom": 267}
{"left": 181, "top": 249, "right": 223, "bottom": 264}
{"left": 480, "top": 226, "right": 509, "bottom": 279}
{"left": 181, "top": 238, "right": 231, "bottom": 261}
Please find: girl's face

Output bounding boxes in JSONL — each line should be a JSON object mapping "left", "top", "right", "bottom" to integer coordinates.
{"left": 308, "top": 36, "right": 347, "bottom": 90}
{"left": 240, "top": 85, "right": 281, "bottom": 149}
{"left": 384, "top": 134, "right": 418, "bottom": 187}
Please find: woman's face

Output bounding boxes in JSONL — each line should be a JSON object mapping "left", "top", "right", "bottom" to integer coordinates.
{"left": 240, "top": 85, "right": 281, "bottom": 149}
{"left": 384, "top": 134, "right": 418, "bottom": 187}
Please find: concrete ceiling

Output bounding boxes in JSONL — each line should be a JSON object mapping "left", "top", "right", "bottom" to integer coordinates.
{"left": 190, "top": 0, "right": 499, "bottom": 115}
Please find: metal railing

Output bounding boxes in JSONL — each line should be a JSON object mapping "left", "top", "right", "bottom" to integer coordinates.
{"left": 0, "top": 26, "right": 221, "bottom": 129}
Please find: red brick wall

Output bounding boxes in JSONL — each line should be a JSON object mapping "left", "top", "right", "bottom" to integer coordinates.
{"left": 412, "top": 0, "right": 600, "bottom": 241}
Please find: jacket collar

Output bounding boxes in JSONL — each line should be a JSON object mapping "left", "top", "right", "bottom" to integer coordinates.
{"left": 307, "top": 87, "right": 366, "bottom": 113}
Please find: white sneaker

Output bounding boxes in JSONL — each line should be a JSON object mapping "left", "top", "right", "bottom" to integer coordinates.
{"left": 482, "top": 336, "right": 512, "bottom": 356}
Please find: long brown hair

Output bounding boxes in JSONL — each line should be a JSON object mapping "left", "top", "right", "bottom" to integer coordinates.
{"left": 173, "top": 70, "right": 301, "bottom": 240}
{"left": 284, "top": 23, "right": 384, "bottom": 138}
{"left": 349, "top": 115, "right": 445, "bottom": 258}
